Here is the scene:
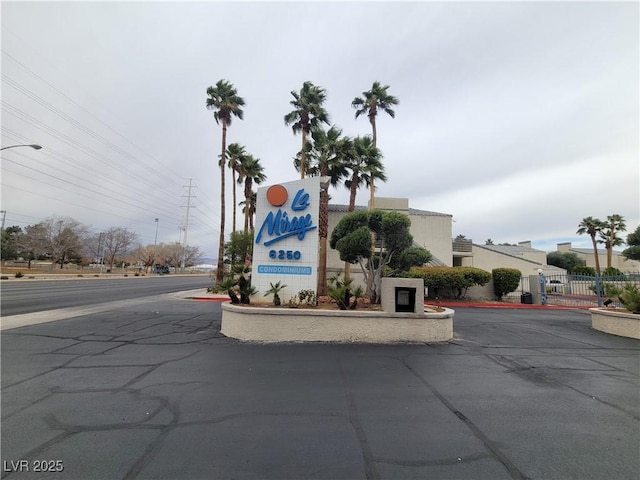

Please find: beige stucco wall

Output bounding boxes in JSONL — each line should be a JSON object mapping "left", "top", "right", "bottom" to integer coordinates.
{"left": 558, "top": 243, "right": 640, "bottom": 272}
{"left": 460, "top": 246, "right": 552, "bottom": 276}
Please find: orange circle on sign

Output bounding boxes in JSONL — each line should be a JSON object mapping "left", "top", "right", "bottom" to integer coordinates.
{"left": 266, "top": 184, "right": 288, "bottom": 206}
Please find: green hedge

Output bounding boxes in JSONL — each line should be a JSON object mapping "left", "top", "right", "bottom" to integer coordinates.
{"left": 407, "top": 266, "right": 491, "bottom": 299}
{"left": 492, "top": 268, "right": 521, "bottom": 300}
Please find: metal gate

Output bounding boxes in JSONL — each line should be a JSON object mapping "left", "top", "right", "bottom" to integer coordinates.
{"left": 506, "top": 273, "right": 638, "bottom": 308}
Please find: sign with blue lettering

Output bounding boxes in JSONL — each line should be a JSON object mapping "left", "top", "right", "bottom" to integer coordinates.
{"left": 252, "top": 178, "right": 322, "bottom": 301}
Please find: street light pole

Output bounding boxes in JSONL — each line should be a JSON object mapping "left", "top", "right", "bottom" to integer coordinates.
{"left": 0, "top": 144, "right": 43, "bottom": 151}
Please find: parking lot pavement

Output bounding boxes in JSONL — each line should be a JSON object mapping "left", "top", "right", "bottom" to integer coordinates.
{"left": 1, "top": 298, "right": 638, "bottom": 480}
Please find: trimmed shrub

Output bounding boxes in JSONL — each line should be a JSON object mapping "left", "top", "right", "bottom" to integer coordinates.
{"left": 407, "top": 266, "right": 491, "bottom": 299}
{"left": 492, "top": 268, "right": 521, "bottom": 300}
{"left": 14, "top": 271, "right": 23, "bottom": 278}
{"left": 571, "top": 265, "right": 595, "bottom": 276}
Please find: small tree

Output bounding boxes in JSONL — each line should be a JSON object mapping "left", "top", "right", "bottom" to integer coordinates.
{"left": 492, "top": 268, "right": 521, "bottom": 300}
{"left": 330, "top": 209, "right": 426, "bottom": 303}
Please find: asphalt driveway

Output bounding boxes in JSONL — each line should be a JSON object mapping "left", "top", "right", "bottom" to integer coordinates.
{"left": 1, "top": 297, "right": 638, "bottom": 479}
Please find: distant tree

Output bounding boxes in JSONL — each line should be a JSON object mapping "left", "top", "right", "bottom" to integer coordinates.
{"left": 130, "top": 244, "right": 157, "bottom": 273}
{"left": 352, "top": 81, "right": 398, "bottom": 209}
{"left": 577, "top": 216, "right": 604, "bottom": 275}
{"left": 547, "top": 251, "right": 585, "bottom": 272}
{"left": 24, "top": 216, "right": 89, "bottom": 270}
{"left": 485, "top": 239, "right": 494, "bottom": 245}
{"left": 330, "top": 209, "right": 419, "bottom": 303}
{"left": 1, "top": 226, "right": 23, "bottom": 262}
{"left": 102, "top": 227, "right": 139, "bottom": 270}
{"left": 598, "top": 214, "right": 626, "bottom": 269}
{"left": 622, "top": 226, "right": 640, "bottom": 261}
{"left": 206, "top": 79, "right": 245, "bottom": 283}
{"left": 284, "top": 81, "right": 330, "bottom": 178}
{"left": 455, "top": 234, "right": 468, "bottom": 241}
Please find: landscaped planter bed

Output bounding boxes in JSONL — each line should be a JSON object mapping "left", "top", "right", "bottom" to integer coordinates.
{"left": 221, "top": 302, "right": 454, "bottom": 343}
{"left": 590, "top": 308, "right": 640, "bottom": 339}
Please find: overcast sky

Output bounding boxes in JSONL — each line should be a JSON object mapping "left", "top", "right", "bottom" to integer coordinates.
{"left": 1, "top": 1, "right": 638, "bottom": 259}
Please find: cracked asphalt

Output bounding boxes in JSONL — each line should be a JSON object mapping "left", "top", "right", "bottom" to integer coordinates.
{"left": 1, "top": 294, "right": 639, "bottom": 480}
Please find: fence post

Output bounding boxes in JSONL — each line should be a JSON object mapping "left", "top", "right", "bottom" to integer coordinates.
{"left": 595, "top": 273, "right": 603, "bottom": 307}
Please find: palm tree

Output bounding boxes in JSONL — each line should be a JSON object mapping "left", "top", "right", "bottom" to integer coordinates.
{"left": 236, "top": 154, "right": 266, "bottom": 234}
{"left": 307, "top": 125, "right": 350, "bottom": 295}
{"left": 577, "top": 216, "right": 604, "bottom": 275}
{"left": 344, "top": 135, "right": 386, "bottom": 212}
{"left": 352, "top": 81, "right": 398, "bottom": 209}
{"left": 206, "top": 80, "right": 245, "bottom": 283}
{"left": 599, "top": 214, "right": 627, "bottom": 269}
{"left": 225, "top": 143, "right": 247, "bottom": 234}
{"left": 284, "top": 81, "right": 330, "bottom": 178}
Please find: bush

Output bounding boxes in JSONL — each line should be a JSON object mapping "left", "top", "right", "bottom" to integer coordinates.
{"left": 602, "top": 267, "right": 624, "bottom": 278}
{"left": 492, "top": 268, "right": 521, "bottom": 300}
{"left": 14, "top": 271, "right": 23, "bottom": 278}
{"left": 571, "top": 265, "right": 595, "bottom": 276}
{"left": 407, "top": 266, "right": 491, "bottom": 299}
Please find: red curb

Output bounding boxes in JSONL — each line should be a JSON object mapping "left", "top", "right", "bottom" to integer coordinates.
{"left": 433, "top": 302, "right": 590, "bottom": 310}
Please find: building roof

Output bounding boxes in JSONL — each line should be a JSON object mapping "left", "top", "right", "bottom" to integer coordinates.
{"left": 569, "top": 247, "right": 624, "bottom": 256}
{"left": 328, "top": 204, "right": 452, "bottom": 217}
{"left": 478, "top": 244, "right": 543, "bottom": 256}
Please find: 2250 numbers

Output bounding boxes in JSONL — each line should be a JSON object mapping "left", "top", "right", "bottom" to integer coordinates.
{"left": 269, "top": 249, "right": 301, "bottom": 260}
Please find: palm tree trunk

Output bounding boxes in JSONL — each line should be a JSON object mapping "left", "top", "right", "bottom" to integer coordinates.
{"left": 300, "top": 130, "right": 307, "bottom": 178}
{"left": 317, "top": 184, "right": 329, "bottom": 296}
{"left": 244, "top": 180, "right": 252, "bottom": 234}
{"left": 231, "top": 167, "right": 237, "bottom": 234}
{"left": 216, "top": 123, "right": 227, "bottom": 284}
{"left": 591, "top": 235, "right": 601, "bottom": 275}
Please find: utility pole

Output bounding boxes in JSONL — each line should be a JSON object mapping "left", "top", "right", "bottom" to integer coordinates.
{"left": 180, "top": 179, "right": 196, "bottom": 273}
{"left": 1, "top": 210, "right": 6, "bottom": 231}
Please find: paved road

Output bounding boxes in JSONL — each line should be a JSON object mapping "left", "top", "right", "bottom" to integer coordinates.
{"left": 0, "top": 276, "right": 212, "bottom": 316}
{"left": 1, "top": 298, "right": 638, "bottom": 480}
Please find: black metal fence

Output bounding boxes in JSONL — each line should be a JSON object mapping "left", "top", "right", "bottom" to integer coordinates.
{"left": 505, "top": 272, "right": 640, "bottom": 308}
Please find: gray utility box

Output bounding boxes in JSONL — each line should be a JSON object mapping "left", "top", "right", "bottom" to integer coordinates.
{"left": 381, "top": 278, "right": 425, "bottom": 314}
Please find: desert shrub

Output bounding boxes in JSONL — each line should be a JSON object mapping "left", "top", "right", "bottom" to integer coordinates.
{"left": 407, "top": 266, "right": 491, "bottom": 299}
{"left": 14, "top": 271, "right": 23, "bottom": 278}
{"left": 492, "top": 268, "right": 521, "bottom": 300}
{"left": 619, "top": 283, "right": 640, "bottom": 313}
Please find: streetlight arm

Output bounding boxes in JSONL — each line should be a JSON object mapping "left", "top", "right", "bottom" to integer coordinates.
{"left": 0, "top": 144, "right": 43, "bottom": 151}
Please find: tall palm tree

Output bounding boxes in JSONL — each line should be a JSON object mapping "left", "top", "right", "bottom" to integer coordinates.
{"left": 236, "top": 154, "right": 266, "bottom": 234}
{"left": 307, "top": 125, "right": 350, "bottom": 295}
{"left": 344, "top": 135, "right": 386, "bottom": 212}
{"left": 284, "top": 81, "right": 330, "bottom": 178}
{"left": 225, "top": 143, "right": 247, "bottom": 234}
{"left": 577, "top": 216, "right": 604, "bottom": 275}
{"left": 342, "top": 135, "right": 386, "bottom": 280}
{"left": 599, "top": 214, "right": 626, "bottom": 269}
{"left": 206, "top": 79, "right": 245, "bottom": 283}
{"left": 352, "top": 81, "right": 398, "bottom": 209}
